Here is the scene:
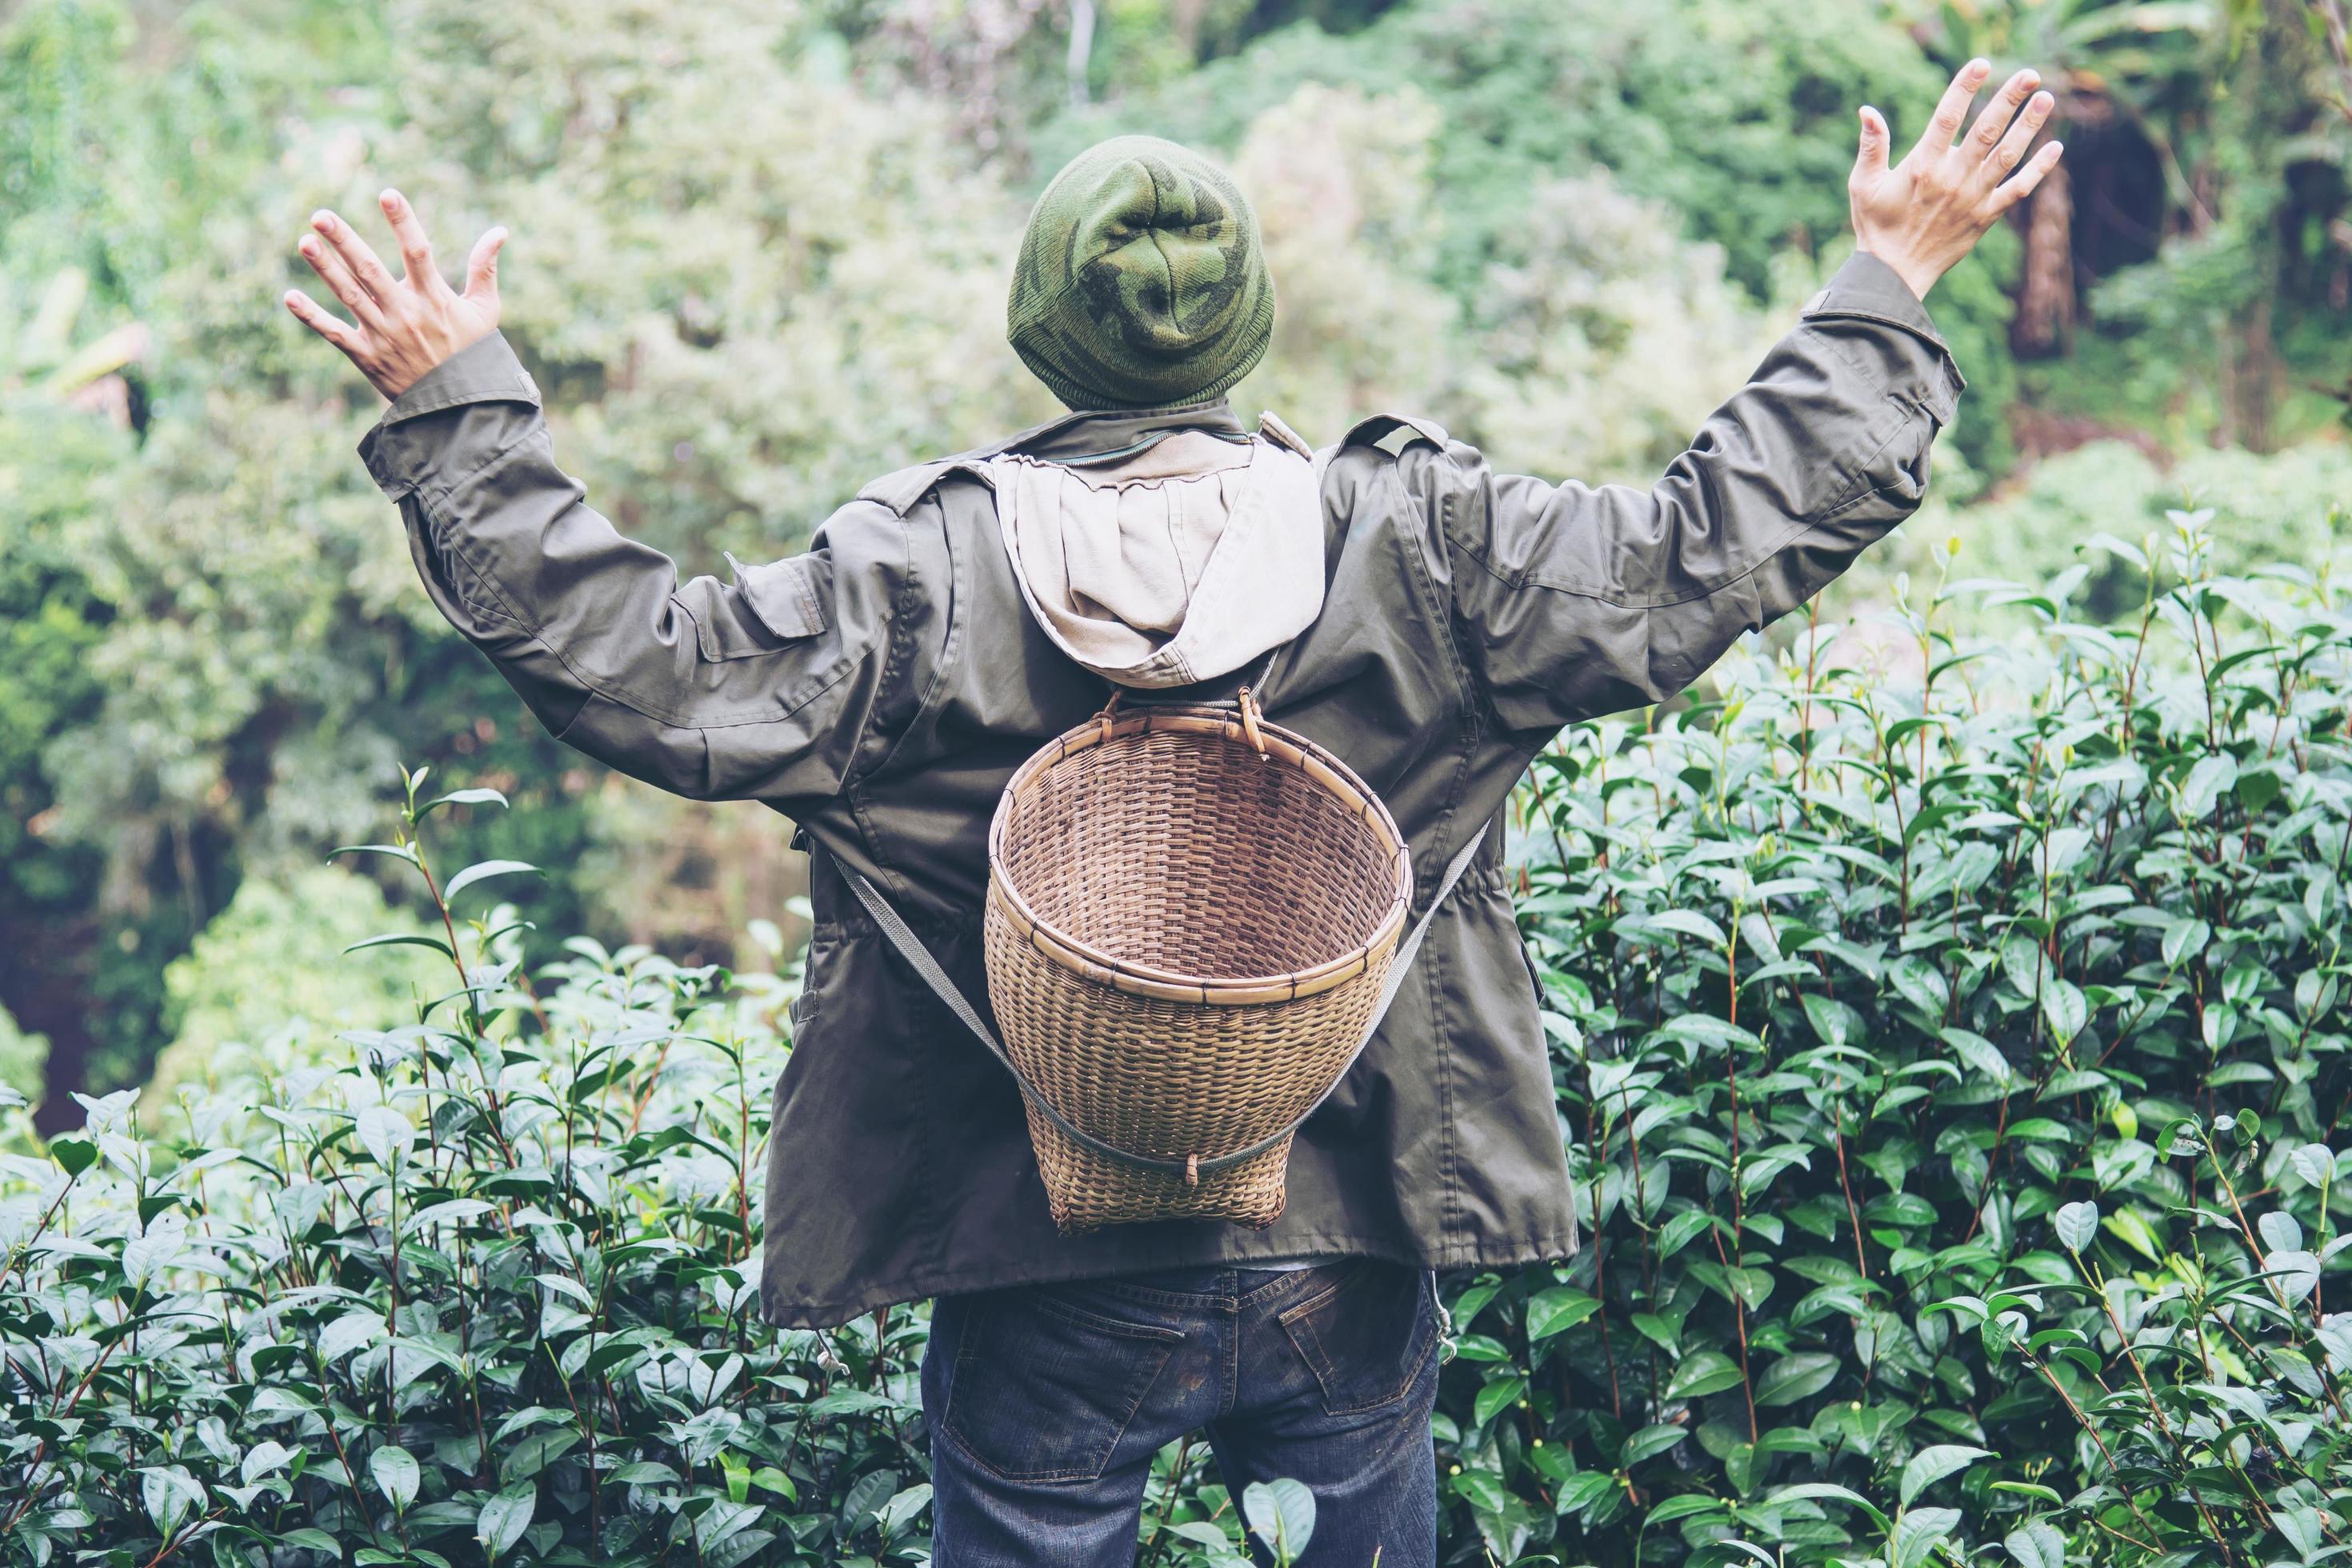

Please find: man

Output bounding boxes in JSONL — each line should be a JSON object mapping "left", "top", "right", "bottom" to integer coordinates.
{"left": 286, "top": 59, "right": 2056, "bottom": 1566}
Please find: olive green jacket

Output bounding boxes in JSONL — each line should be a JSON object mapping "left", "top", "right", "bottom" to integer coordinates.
{"left": 359, "top": 251, "right": 1962, "bottom": 1328}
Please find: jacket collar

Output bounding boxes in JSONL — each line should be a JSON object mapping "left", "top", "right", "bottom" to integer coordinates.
{"left": 970, "top": 398, "right": 1252, "bottom": 466}
{"left": 858, "top": 398, "right": 1256, "bottom": 517}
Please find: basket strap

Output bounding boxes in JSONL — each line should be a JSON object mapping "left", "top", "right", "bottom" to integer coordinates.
{"left": 838, "top": 864, "right": 1199, "bottom": 1177}
{"left": 835, "top": 825, "right": 1488, "bottom": 1182}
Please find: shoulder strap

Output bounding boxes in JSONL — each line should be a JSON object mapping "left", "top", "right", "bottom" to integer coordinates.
{"left": 838, "top": 823, "right": 1488, "bottom": 1182}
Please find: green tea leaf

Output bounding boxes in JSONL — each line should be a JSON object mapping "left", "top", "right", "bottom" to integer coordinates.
{"left": 441, "top": 859, "right": 540, "bottom": 906}
{"left": 1900, "top": 1444, "right": 1991, "bottom": 1506}
{"left": 2054, "top": 1201, "right": 2098, "bottom": 1253}
{"left": 369, "top": 1445, "right": 419, "bottom": 1512}
{"left": 477, "top": 1485, "right": 535, "bottom": 1560}
{"left": 1524, "top": 1286, "right": 1598, "bottom": 1341}
{"left": 1474, "top": 1374, "right": 1526, "bottom": 1426}
{"left": 1664, "top": 1351, "right": 1745, "bottom": 1402}
{"left": 1242, "top": 1478, "right": 1316, "bottom": 1564}
{"left": 1754, "top": 1352, "right": 1839, "bottom": 1406}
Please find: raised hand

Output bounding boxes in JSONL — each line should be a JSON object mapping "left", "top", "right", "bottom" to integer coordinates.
{"left": 284, "top": 190, "right": 508, "bottom": 402}
{"left": 1849, "top": 59, "right": 2063, "bottom": 302}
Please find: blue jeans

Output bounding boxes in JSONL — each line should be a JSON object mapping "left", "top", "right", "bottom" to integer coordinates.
{"left": 922, "top": 1259, "right": 1441, "bottom": 1567}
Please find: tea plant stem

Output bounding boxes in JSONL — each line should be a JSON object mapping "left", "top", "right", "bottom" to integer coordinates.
{"left": 2186, "top": 587, "right": 2220, "bottom": 754}
{"left": 1614, "top": 1082, "right": 1658, "bottom": 1290}
{"left": 511, "top": 958, "right": 555, "bottom": 1041}
{"left": 1578, "top": 1070, "right": 1625, "bottom": 1418}
{"left": 625, "top": 1033, "right": 678, "bottom": 1137}
{"left": 1875, "top": 714, "right": 1912, "bottom": 934}
{"left": 1959, "top": 1093, "right": 2010, "bottom": 1246}
{"left": 309, "top": 1350, "right": 391, "bottom": 1552}
{"left": 2018, "top": 1348, "right": 2171, "bottom": 1552}
{"left": 466, "top": 1370, "right": 492, "bottom": 1486}
{"left": 736, "top": 1044, "right": 754, "bottom": 1262}
{"left": 2206, "top": 1144, "right": 2320, "bottom": 1350}
{"left": 1614, "top": 1074, "right": 1663, "bottom": 1402}
{"left": 0, "top": 1440, "right": 58, "bottom": 1534}
{"left": 2074, "top": 1250, "right": 2242, "bottom": 1553}
{"left": 0, "top": 1163, "right": 83, "bottom": 1299}
{"left": 1707, "top": 1221, "right": 1759, "bottom": 1443}
{"left": 2086, "top": 1517, "right": 2164, "bottom": 1556}
{"left": 410, "top": 834, "right": 481, "bottom": 1035}
{"left": 1142, "top": 1434, "right": 1194, "bottom": 1562}
{"left": 1798, "top": 596, "right": 1819, "bottom": 804}
{"left": 2316, "top": 1182, "right": 2330, "bottom": 1323}
{"left": 1832, "top": 1105, "right": 1867, "bottom": 1281}
{"left": 138, "top": 1505, "right": 225, "bottom": 1568}
{"left": 1717, "top": 933, "right": 1760, "bottom": 1442}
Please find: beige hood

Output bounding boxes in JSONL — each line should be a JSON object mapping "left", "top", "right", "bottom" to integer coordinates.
{"left": 985, "top": 414, "right": 1326, "bottom": 689}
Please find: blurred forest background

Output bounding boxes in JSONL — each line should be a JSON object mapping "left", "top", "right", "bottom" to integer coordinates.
{"left": 2, "top": 0, "right": 2347, "bottom": 1130}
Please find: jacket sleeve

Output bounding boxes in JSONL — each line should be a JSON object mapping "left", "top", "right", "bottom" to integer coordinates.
{"left": 1413, "top": 250, "right": 1964, "bottom": 733}
{"left": 357, "top": 331, "right": 909, "bottom": 802}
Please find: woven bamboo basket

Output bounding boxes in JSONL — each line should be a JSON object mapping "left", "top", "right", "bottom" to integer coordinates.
{"left": 983, "top": 692, "right": 1414, "bottom": 1233}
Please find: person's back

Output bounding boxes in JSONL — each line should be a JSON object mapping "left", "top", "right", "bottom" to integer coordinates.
{"left": 285, "top": 62, "right": 2059, "bottom": 1565}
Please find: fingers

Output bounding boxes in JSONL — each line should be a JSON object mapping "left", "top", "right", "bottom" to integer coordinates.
{"left": 282, "top": 288, "right": 364, "bottom": 353}
{"left": 1983, "top": 90, "right": 2055, "bottom": 184}
{"left": 463, "top": 226, "right": 508, "bottom": 306}
{"left": 1990, "top": 139, "right": 2066, "bottom": 213}
{"left": 1968, "top": 69, "right": 2041, "bottom": 156}
{"left": 310, "top": 208, "right": 402, "bottom": 305}
{"left": 1914, "top": 58, "right": 1991, "bottom": 159}
{"left": 1851, "top": 105, "right": 1890, "bottom": 186}
{"left": 378, "top": 189, "right": 440, "bottom": 290}
{"left": 298, "top": 230, "right": 383, "bottom": 327}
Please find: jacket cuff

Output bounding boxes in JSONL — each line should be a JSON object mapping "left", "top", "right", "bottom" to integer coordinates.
{"left": 358, "top": 330, "right": 542, "bottom": 497}
{"left": 1801, "top": 252, "right": 1966, "bottom": 423}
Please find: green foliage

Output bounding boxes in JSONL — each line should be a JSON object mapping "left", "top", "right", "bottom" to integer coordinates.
{"left": 0, "top": 0, "right": 1038, "bottom": 1097}
{"left": 1467, "top": 510, "right": 2352, "bottom": 1563}
{"left": 146, "top": 864, "right": 440, "bottom": 1109}
{"left": 0, "top": 1006, "right": 49, "bottom": 1103}
{"left": 1041, "top": 0, "right": 2022, "bottom": 481}
{"left": 0, "top": 774, "right": 842, "bottom": 1566}
{"left": 1875, "top": 439, "right": 2352, "bottom": 628}
{"left": 10, "top": 531, "right": 2352, "bottom": 1562}
{"left": 1217, "top": 80, "right": 1799, "bottom": 487}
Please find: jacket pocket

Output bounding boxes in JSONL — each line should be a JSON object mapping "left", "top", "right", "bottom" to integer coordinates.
{"left": 1278, "top": 1259, "right": 1438, "bottom": 1417}
{"left": 673, "top": 554, "right": 832, "bottom": 662}
{"left": 943, "top": 1287, "right": 1182, "bottom": 1482}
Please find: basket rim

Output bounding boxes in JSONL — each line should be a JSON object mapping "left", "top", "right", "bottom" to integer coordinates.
{"left": 986, "top": 704, "right": 1415, "bottom": 1006}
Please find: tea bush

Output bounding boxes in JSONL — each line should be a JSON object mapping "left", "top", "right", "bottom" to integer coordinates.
{"left": 1490, "top": 508, "right": 2352, "bottom": 1566}
{"left": 6, "top": 506, "right": 2352, "bottom": 1566}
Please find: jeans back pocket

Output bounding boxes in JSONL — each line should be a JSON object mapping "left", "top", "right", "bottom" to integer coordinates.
{"left": 1276, "top": 1260, "right": 1438, "bottom": 1417}
{"left": 942, "top": 1287, "right": 1184, "bottom": 1483}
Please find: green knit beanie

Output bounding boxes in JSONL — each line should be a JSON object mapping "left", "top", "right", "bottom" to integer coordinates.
{"left": 1007, "top": 136, "right": 1274, "bottom": 410}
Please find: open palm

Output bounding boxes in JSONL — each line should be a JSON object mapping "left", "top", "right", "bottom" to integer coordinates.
{"left": 1849, "top": 58, "right": 2064, "bottom": 300}
{"left": 284, "top": 190, "right": 507, "bottom": 402}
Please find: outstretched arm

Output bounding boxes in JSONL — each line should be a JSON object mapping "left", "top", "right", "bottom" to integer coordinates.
{"left": 285, "top": 195, "right": 910, "bottom": 803}
{"left": 1434, "top": 61, "right": 2060, "bottom": 732}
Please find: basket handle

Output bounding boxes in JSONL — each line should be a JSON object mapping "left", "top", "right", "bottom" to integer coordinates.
{"left": 1235, "top": 687, "right": 1267, "bottom": 755}
{"left": 832, "top": 824, "right": 1488, "bottom": 1183}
